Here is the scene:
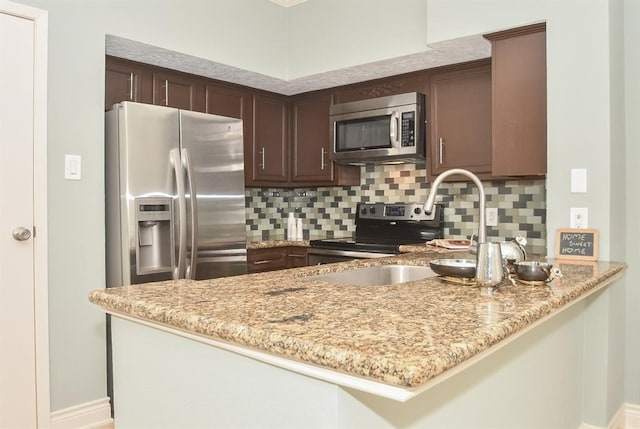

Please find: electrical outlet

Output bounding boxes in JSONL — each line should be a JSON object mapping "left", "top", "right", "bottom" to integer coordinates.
{"left": 570, "top": 208, "right": 588, "bottom": 229}
{"left": 486, "top": 207, "right": 498, "bottom": 227}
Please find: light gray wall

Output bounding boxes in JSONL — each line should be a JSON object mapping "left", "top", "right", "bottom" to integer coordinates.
{"left": 605, "top": 0, "right": 626, "bottom": 420}
{"left": 624, "top": 0, "right": 640, "bottom": 405}
{"left": 14, "top": 0, "right": 636, "bottom": 422}
{"left": 287, "top": 0, "right": 429, "bottom": 79}
{"left": 426, "top": 0, "right": 614, "bottom": 259}
{"left": 19, "top": 0, "right": 290, "bottom": 412}
{"left": 426, "top": 1, "right": 633, "bottom": 425}
{"left": 102, "top": 0, "right": 290, "bottom": 79}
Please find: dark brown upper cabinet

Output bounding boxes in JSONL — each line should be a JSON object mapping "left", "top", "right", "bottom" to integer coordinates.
{"left": 485, "top": 23, "right": 547, "bottom": 177}
{"left": 429, "top": 63, "right": 492, "bottom": 181}
{"left": 291, "top": 92, "right": 359, "bottom": 186}
{"left": 106, "top": 27, "right": 546, "bottom": 188}
{"left": 205, "top": 83, "right": 247, "bottom": 119}
{"left": 105, "top": 57, "right": 153, "bottom": 110}
{"left": 333, "top": 71, "right": 430, "bottom": 105}
{"left": 249, "top": 92, "right": 289, "bottom": 184}
{"left": 152, "top": 70, "right": 205, "bottom": 112}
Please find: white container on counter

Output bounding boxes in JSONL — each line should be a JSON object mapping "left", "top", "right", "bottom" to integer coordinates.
{"left": 296, "top": 218, "right": 303, "bottom": 241}
{"left": 287, "top": 213, "right": 297, "bottom": 241}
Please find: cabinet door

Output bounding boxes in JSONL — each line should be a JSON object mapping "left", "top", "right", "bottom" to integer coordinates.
{"left": 291, "top": 93, "right": 333, "bottom": 183}
{"left": 251, "top": 93, "right": 288, "bottom": 184}
{"left": 105, "top": 56, "right": 153, "bottom": 110}
{"left": 247, "top": 248, "right": 288, "bottom": 273}
{"left": 153, "top": 71, "right": 205, "bottom": 112}
{"left": 291, "top": 92, "right": 360, "bottom": 186}
{"left": 287, "top": 247, "right": 308, "bottom": 268}
{"left": 429, "top": 65, "right": 492, "bottom": 179}
{"left": 205, "top": 83, "right": 248, "bottom": 119}
{"left": 486, "top": 23, "right": 546, "bottom": 176}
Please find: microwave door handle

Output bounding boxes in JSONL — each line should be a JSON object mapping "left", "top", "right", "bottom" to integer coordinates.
{"left": 181, "top": 148, "right": 198, "bottom": 280}
{"left": 389, "top": 111, "right": 400, "bottom": 148}
{"left": 170, "top": 148, "right": 187, "bottom": 280}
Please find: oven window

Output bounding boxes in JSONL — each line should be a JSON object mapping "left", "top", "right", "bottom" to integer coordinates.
{"left": 335, "top": 115, "right": 391, "bottom": 151}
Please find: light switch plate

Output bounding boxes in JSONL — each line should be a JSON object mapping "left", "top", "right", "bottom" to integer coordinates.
{"left": 571, "top": 168, "right": 587, "bottom": 193}
{"left": 64, "top": 154, "right": 81, "bottom": 180}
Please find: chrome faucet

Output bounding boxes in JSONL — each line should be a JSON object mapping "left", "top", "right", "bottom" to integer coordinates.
{"left": 423, "top": 169, "right": 505, "bottom": 289}
{"left": 423, "top": 168, "right": 486, "bottom": 244}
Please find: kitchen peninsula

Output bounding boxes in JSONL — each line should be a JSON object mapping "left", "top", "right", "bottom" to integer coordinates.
{"left": 90, "top": 253, "right": 625, "bottom": 428}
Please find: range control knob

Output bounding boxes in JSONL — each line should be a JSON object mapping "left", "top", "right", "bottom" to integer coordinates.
{"left": 360, "top": 207, "right": 367, "bottom": 216}
{"left": 369, "top": 207, "right": 376, "bottom": 215}
{"left": 413, "top": 207, "right": 422, "bottom": 215}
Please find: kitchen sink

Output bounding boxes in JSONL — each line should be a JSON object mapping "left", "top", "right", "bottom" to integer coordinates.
{"left": 308, "top": 264, "right": 437, "bottom": 286}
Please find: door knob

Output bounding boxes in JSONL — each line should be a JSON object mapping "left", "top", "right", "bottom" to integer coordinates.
{"left": 12, "top": 227, "right": 32, "bottom": 241}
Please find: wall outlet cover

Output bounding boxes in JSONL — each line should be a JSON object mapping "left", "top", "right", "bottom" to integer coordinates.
{"left": 570, "top": 207, "right": 588, "bottom": 229}
{"left": 486, "top": 207, "right": 498, "bottom": 227}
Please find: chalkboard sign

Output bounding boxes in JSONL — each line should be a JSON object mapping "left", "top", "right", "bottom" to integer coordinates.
{"left": 555, "top": 228, "right": 599, "bottom": 261}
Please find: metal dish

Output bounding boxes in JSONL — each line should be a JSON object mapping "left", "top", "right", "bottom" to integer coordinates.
{"left": 429, "top": 259, "right": 476, "bottom": 278}
{"left": 514, "top": 261, "right": 561, "bottom": 282}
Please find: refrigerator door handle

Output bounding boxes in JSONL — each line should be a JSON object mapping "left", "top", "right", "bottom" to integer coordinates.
{"left": 170, "top": 148, "right": 187, "bottom": 279}
{"left": 181, "top": 148, "right": 198, "bottom": 280}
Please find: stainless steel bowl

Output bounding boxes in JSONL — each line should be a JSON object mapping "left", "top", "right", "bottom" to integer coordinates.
{"left": 514, "top": 261, "right": 556, "bottom": 282}
{"left": 429, "top": 259, "right": 476, "bottom": 278}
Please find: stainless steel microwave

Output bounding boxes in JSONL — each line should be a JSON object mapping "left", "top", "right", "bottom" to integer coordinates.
{"left": 330, "top": 92, "right": 426, "bottom": 165}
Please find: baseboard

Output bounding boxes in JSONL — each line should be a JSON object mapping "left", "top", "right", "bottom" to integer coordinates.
{"left": 624, "top": 403, "right": 640, "bottom": 429}
{"left": 578, "top": 403, "right": 640, "bottom": 429}
{"left": 50, "top": 397, "right": 113, "bottom": 429}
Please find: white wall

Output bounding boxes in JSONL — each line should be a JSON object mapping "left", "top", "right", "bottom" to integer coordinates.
{"left": 12, "top": 0, "right": 635, "bottom": 423}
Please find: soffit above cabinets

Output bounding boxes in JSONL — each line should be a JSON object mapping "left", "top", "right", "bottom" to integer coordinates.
{"left": 270, "top": 0, "right": 308, "bottom": 7}
{"left": 105, "top": 34, "right": 490, "bottom": 96}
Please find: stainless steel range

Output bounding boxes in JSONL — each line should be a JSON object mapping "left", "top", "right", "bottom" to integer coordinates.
{"left": 308, "top": 202, "right": 444, "bottom": 265}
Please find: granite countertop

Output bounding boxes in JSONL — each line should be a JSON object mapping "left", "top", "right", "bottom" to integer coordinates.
{"left": 247, "top": 239, "right": 310, "bottom": 249}
{"left": 89, "top": 253, "right": 625, "bottom": 396}
{"left": 246, "top": 239, "right": 458, "bottom": 253}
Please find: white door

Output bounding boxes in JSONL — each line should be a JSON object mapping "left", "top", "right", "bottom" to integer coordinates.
{"left": 0, "top": 2, "right": 49, "bottom": 428}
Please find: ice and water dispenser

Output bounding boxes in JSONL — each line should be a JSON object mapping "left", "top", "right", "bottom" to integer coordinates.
{"left": 135, "top": 198, "right": 173, "bottom": 275}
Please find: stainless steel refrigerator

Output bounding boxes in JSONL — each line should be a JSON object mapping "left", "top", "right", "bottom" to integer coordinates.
{"left": 105, "top": 101, "right": 248, "bottom": 287}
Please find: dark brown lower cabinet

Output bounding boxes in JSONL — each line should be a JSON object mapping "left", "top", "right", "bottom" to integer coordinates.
{"left": 286, "top": 247, "right": 308, "bottom": 268}
{"left": 247, "top": 247, "right": 308, "bottom": 273}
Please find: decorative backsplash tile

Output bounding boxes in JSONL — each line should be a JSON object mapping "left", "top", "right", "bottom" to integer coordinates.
{"left": 245, "top": 164, "right": 547, "bottom": 255}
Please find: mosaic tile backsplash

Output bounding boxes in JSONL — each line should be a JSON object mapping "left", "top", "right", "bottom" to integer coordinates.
{"left": 245, "top": 164, "right": 547, "bottom": 255}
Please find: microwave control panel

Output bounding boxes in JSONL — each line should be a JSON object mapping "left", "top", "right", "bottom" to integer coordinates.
{"left": 401, "top": 112, "right": 416, "bottom": 147}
